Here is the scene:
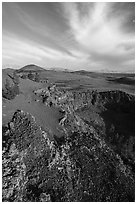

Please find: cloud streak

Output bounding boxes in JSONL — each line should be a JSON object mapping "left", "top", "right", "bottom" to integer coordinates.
{"left": 2, "top": 2, "right": 135, "bottom": 72}
{"left": 3, "top": 34, "right": 77, "bottom": 59}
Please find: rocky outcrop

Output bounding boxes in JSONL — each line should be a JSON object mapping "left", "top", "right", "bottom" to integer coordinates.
{"left": 71, "top": 90, "right": 134, "bottom": 110}
{"left": 2, "top": 87, "right": 135, "bottom": 202}
{"left": 2, "top": 72, "right": 20, "bottom": 100}
{"left": 38, "top": 87, "right": 135, "bottom": 172}
{"left": 72, "top": 90, "right": 135, "bottom": 173}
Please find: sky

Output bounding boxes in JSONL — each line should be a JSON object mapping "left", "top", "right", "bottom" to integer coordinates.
{"left": 2, "top": 2, "right": 135, "bottom": 72}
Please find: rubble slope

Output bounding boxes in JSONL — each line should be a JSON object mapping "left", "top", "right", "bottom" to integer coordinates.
{"left": 2, "top": 86, "right": 135, "bottom": 202}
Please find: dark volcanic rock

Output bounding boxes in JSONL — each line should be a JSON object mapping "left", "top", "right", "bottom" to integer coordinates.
{"left": 2, "top": 71, "right": 20, "bottom": 100}
{"left": 74, "top": 90, "right": 135, "bottom": 173}
{"left": 2, "top": 89, "right": 135, "bottom": 202}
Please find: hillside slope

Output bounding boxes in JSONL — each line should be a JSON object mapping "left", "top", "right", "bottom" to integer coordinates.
{"left": 17, "top": 64, "right": 45, "bottom": 73}
{"left": 2, "top": 85, "right": 135, "bottom": 202}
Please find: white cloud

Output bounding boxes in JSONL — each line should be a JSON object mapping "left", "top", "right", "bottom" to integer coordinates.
{"left": 61, "top": 2, "right": 135, "bottom": 71}
{"left": 2, "top": 2, "right": 135, "bottom": 72}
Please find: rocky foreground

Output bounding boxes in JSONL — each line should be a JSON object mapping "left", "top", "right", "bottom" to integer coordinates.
{"left": 2, "top": 86, "right": 135, "bottom": 202}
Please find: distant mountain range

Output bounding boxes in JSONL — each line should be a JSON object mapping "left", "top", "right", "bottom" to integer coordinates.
{"left": 2, "top": 64, "right": 135, "bottom": 75}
